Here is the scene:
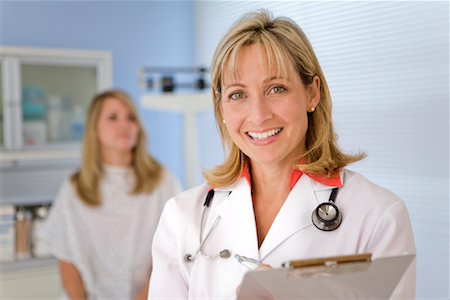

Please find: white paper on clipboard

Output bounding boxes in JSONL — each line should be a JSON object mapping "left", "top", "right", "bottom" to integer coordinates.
{"left": 237, "top": 254, "right": 415, "bottom": 300}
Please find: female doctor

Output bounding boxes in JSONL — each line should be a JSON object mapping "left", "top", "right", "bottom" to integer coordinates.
{"left": 149, "top": 10, "right": 416, "bottom": 299}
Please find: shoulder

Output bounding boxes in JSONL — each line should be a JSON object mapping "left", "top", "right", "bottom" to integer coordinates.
{"left": 50, "top": 177, "right": 91, "bottom": 214}
{"left": 155, "top": 183, "right": 210, "bottom": 234}
{"left": 55, "top": 177, "right": 78, "bottom": 201}
{"left": 155, "top": 168, "right": 182, "bottom": 196}
{"left": 159, "top": 168, "right": 180, "bottom": 186}
{"left": 45, "top": 177, "right": 80, "bottom": 223}
{"left": 340, "top": 169, "right": 409, "bottom": 220}
{"left": 343, "top": 169, "right": 402, "bottom": 204}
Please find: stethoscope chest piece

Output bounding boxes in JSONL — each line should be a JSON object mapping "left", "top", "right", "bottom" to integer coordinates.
{"left": 312, "top": 202, "right": 342, "bottom": 231}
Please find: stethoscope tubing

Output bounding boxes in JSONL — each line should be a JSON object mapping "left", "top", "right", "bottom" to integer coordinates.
{"left": 185, "top": 196, "right": 223, "bottom": 262}
{"left": 185, "top": 186, "right": 342, "bottom": 262}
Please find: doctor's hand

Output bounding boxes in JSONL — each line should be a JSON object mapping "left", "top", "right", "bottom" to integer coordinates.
{"left": 235, "top": 264, "right": 273, "bottom": 297}
{"left": 255, "top": 263, "right": 272, "bottom": 271}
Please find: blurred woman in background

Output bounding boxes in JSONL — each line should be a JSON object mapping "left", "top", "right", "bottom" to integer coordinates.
{"left": 40, "top": 89, "right": 180, "bottom": 300}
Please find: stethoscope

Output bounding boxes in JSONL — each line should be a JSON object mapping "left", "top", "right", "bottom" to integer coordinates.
{"left": 184, "top": 187, "right": 342, "bottom": 262}
{"left": 184, "top": 189, "right": 232, "bottom": 262}
{"left": 311, "top": 187, "right": 342, "bottom": 231}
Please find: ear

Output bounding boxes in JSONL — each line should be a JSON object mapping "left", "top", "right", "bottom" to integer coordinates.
{"left": 217, "top": 100, "right": 228, "bottom": 130}
{"left": 307, "top": 75, "right": 321, "bottom": 111}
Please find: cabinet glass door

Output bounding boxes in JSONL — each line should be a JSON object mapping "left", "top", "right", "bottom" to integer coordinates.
{"left": 21, "top": 63, "right": 97, "bottom": 147}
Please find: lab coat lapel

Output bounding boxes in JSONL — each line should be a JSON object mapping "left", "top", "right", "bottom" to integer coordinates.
{"left": 259, "top": 175, "right": 319, "bottom": 260}
{"left": 214, "top": 178, "right": 259, "bottom": 256}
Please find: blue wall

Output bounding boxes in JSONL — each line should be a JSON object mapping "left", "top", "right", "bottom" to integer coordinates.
{"left": 0, "top": 1, "right": 193, "bottom": 184}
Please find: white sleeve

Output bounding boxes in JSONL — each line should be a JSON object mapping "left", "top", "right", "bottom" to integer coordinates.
{"left": 367, "top": 201, "right": 416, "bottom": 299}
{"left": 38, "top": 180, "right": 73, "bottom": 262}
{"left": 148, "top": 199, "right": 188, "bottom": 299}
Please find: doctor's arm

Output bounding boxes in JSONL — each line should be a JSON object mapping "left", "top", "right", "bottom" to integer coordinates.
{"left": 58, "top": 260, "right": 87, "bottom": 300}
{"left": 148, "top": 199, "right": 188, "bottom": 299}
{"left": 367, "top": 201, "right": 416, "bottom": 299}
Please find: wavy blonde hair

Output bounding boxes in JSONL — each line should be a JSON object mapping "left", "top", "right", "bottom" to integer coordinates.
{"left": 71, "top": 89, "right": 162, "bottom": 206}
{"left": 204, "top": 10, "right": 365, "bottom": 188}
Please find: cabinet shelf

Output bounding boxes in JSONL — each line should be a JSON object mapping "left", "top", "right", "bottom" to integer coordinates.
{"left": 0, "top": 149, "right": 80, "bottom": 165}
{"left": 1, "top": 257, "right": 57, "bottom": 273}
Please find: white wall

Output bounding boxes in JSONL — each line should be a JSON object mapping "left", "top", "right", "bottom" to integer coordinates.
{"left": 194, "top": 1, "right": 449, "bottom": 298}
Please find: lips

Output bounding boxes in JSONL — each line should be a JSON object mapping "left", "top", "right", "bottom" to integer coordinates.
{"left": 246, "top": 128, "right": 282, "bottom": 140}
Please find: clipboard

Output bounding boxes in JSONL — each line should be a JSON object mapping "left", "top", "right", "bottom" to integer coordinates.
{"left": 237, "top": 253, "right": 415, "bottom": 300}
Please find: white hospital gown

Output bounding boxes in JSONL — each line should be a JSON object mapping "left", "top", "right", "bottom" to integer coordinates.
{"left": 39, "top": 165, "right": 181, "bottom": 300}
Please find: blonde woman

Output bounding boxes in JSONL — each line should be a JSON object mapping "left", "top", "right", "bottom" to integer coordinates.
{"left": 40, "top": 90, "right": 180, "bottom": 299}
{"left": 149, "top": 10, "right": 415, "bottom": 299}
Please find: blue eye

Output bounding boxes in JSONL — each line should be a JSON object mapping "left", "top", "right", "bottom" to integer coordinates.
{"left": 271, "top": 86, "right": 286, "bottom": 94}
{"left": 128, "top": 114, "right": 137, "bottom": 122}
{"left": 108, "top": 114, "right": 117, "bottom": 121}
{"left": 229, "top": 92, "right": 245, "bottom": 101}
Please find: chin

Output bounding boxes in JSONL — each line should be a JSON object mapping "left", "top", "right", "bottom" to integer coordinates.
{"left": 114, "top": 145, "right": 135, "bottom": 152}
{"left": 247, "top": 154, "right": 280, "bottom": 165}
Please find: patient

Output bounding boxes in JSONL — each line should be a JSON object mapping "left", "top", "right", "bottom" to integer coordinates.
{"left": 40, "top": 89, "right": 180, "bottom": 299}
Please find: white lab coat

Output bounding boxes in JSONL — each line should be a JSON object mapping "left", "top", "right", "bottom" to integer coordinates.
{"left": 149, "top": 169, "right": 416, "bottom": 299}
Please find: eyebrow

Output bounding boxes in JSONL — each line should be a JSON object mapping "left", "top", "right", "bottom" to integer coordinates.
{"left": 222, "top": 83, "right": 246, "bottom": 94}
{"left": 263, "top": 76, "right": 290, "bottom": 84}
{"left": 223, "top": 76, "right": 290, "bottom": 92}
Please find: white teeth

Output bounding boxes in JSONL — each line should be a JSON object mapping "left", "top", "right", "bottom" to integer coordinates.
{"left": 247, "top": 128, "right": 281, "bottom": 140}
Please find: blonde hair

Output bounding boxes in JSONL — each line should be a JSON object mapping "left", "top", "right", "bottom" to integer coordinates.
{"left": 204, "top": 10, "right": 365, "bottom": 188}
{"left": 70, "top": 89, "right": 163, "bottom": 206}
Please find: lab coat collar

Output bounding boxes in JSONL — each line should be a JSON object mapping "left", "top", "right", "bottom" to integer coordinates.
{"left": 214, "top": 170, "right": 345, "bottom": 260}
{"left": 259, "top": 170, "right": 345, "bottom": 258}
{"left": 214, "top": 178, "right": 259, "bottom": 257}
{"left": 306, "top": 171, "right": 344, "bottom": 191}
{"left": 259, "top": 174, "right": 319, "bottom": 259}
{"left": 241, "top": 163, "right": 342, "bottom": 192}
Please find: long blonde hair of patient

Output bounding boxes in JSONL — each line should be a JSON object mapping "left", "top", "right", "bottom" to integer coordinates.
{"left": 204, "top": 10, "right": 365, "bottom": 188}
{"left": 71, "top": 90, "right": 162, "bottom": 206}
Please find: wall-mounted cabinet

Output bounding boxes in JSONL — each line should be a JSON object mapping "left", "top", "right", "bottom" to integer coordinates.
{"left": 0, "top": 47, "right": 112, "bottom": 205}
{"left": 0, "top": 47, "right": 111, "bottom": 275}
{"left": 0, "top": 47, "right": 111, "bottom": 153}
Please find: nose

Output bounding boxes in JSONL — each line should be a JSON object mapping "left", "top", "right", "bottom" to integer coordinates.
{"left": 249, "top": 95, "right": 273, "bottom": 125}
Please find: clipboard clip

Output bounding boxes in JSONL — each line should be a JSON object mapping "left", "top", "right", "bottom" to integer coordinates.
{"left": 283, "top": 253, "right": 372, "bottom": 269}
{"left": 284, "top": 253, "right": 372, "bottom": 279}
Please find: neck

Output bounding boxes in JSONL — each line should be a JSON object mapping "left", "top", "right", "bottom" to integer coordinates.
{"left": 250, "top": 162, "right": 292, "bottom": 202}
{"left": 250, "top": 161, "right": 296, "bottom": 248}
{"left": 101, "top": 149, "right": 133, "bottom": 167}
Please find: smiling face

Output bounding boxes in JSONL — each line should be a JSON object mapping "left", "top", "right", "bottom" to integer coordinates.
{"left": 220, "top": 43, "right": 320, "bottom": 169}
{"left": 96, "top": 97, "right": 139, "bottom": 156}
